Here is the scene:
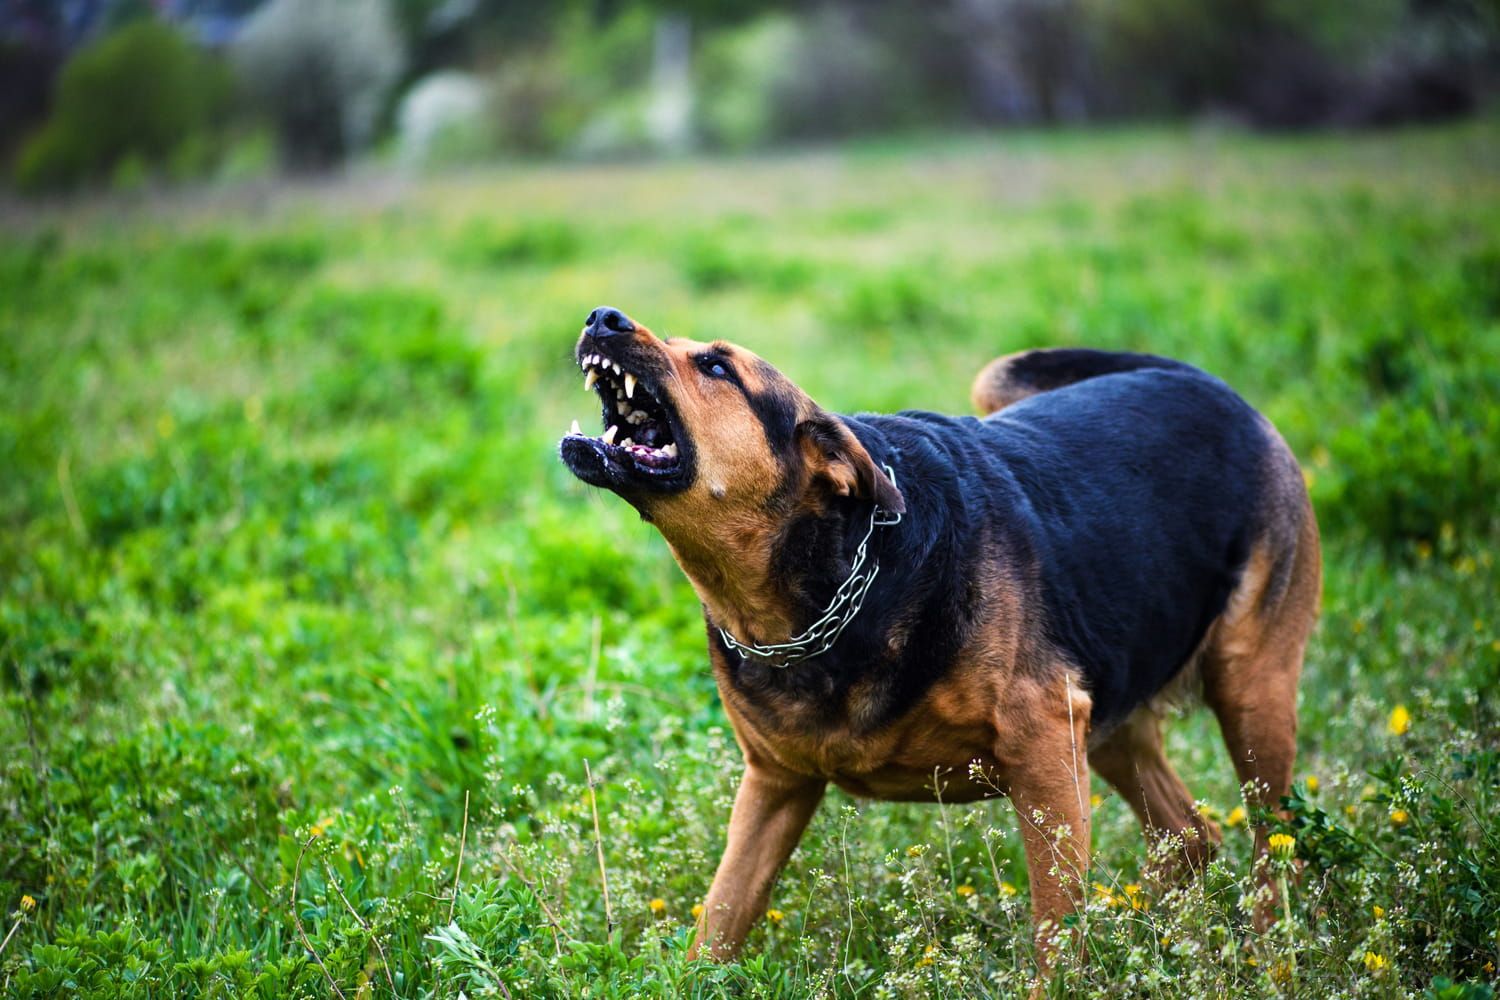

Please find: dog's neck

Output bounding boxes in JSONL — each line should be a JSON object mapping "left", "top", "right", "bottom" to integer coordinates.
{"left": 654, "top": 498, "right": 867, "bottom": 651}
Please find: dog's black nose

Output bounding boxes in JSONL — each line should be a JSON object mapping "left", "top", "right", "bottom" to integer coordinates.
{"left": 585, "top": 306, "right": 635, "bottom": 337}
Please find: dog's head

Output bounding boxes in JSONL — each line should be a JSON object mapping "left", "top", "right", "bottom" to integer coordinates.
{"left": 560, "top": 306, "right": 903, "bottom": 541}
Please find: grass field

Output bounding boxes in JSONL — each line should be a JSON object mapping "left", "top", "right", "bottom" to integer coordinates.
{"left": 2, "top": 123, "right": 1499, "bottom": 998}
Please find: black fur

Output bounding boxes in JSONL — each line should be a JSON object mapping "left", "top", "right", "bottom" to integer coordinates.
{"left": 724, "top": 354, "right": 1274, "bottom": 733}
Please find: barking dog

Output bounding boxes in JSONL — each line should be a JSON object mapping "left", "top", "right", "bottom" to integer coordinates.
{"left": 559, "top": 306, "right": 1320, "bottom": 964}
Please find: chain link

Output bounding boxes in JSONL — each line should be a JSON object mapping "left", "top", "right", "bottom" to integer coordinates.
{"left": 718, "top": 464, "right": 903, "bottom": 668}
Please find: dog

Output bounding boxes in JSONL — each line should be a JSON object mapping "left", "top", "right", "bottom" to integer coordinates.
{"left": 559, "top": 305, "right": 1320, "bottom": 965}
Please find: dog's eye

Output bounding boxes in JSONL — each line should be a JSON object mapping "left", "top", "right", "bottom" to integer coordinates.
{"left": 698, "top": 356, "right": 731, "bottom": 380}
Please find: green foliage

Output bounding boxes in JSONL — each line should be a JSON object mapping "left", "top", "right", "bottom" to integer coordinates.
{"left": 2, "top": 125, "right": 1499, "bottom": 997}
{"left": 13, "top": 21, "right": 231, "bottom": 193}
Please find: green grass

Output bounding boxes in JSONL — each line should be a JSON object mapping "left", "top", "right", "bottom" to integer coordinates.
{"left": 2, "top": 122, "right": 1498, "bottom": 998}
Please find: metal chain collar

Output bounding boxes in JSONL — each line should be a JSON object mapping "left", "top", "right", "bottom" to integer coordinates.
{"left": 718, "top": 464, "right": 903, "bottom": 669}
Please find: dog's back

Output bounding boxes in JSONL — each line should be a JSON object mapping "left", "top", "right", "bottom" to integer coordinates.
{"left": 874, "top": 349, "right": 1297, "bottom": 729}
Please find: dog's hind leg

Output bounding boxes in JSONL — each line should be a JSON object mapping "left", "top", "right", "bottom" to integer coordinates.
{"left": 1089, "top": 708, "right": 1221, "bottom": 877}
{"left": 1201, "top": 495, "right": 1320, "bottom": 930}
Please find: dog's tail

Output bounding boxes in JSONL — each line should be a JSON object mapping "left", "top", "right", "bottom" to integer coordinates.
{"left": 970, "top": 348, "right": 1195, "bottom": 415}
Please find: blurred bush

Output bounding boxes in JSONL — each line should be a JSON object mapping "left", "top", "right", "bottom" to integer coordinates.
{"left": 13, "top": 21, "right": 230, "bottom": 193}
{"left": 231, "top": 0, "right": 404, "bottom": 169}
{"left": 1315, "top": 376, "right": 1500, "bottom": 549}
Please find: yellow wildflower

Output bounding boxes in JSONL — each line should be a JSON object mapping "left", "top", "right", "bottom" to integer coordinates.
{"left": 1267, "top": 833, "right": 1296, "bottom": 861}
{"left": 918, "top": 943, "right": 938, "bottom": 967}
{"left": 19, "top": 894, "right": 36, "bottom": 912}
{"left": 1093, "top": 882, "right": 1121, "bottom": 908}
{"left": 1090, "top": 793, "right": 1102, "bottom": 809}
{"left": 1388, "top": 704, "right": 1411, "bottom": 736}
{"left": 691, "top": 903, "right": 704, "bottom": 919}
{"left": 765, "top": 909, "right": 784, "bottom": 925}
{"left": 1363, "top": 951, "right": 1388, "bottom": 973}
{"left": 1272, "top": 960, "right": 1294, "bottom": 986}
{"left": 999, "top": 882, "right": 1018, "bottom": 897}
{"left": 1372, "top": 905, "right": 1385, "bottom": 918}
{"left": 955, "top": 884, "right": 976, "bottom": 897}
{"left": 1304, "top": 775, "right": 1319, "bottom": 793}
{"left": 1123, "top": 883, "right": 1147, "bottom": 910}
{"left": 648, "top": 898, "right": 666, "bottom": 915}
{"left": 906, "top": 844, "right": 926, "bottom": 858}
{"left": 1225, "top": 805, "right": 1247, "bottom": 827}
{"left": 1390, "top": 808, "right": 1409, "bottom": 826}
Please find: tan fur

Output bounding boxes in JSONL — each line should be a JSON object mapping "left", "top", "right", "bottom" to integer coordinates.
{"left": 971, "top": 351, "right": 1043, "bottom": 415}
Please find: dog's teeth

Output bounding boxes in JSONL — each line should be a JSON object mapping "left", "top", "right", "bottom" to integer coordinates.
{"left": 616, "top": 400, "right": 631, "bottom": 415}
{"left": 620, "top": 437, "right": 634, "bottom": 448}
{"left": 570, "top": 419, "right": 581, "bottom": 435}
{"left": 624, "top": 373, "right": 636, "bottom": 399}
{"left": 584, "top": 370, "right": 598, "bottom": 391}
{"left": 600, "top": 424, "right": 618, "bottom": 445}
{"left": 627, "top": 409, "right": 647, "bottom": 425}
{"left": 662, "top": 443, "right": 677, "bottom": 458}
{"left": 612, "top": 362, "right": 622, "bottom": 375}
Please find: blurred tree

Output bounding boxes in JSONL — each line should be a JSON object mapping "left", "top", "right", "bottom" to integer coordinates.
{"left": 944, "top": 0, "right": 1089, "bottom": 122}
{"left": 232, "top": 0, "right": 404, "bottom": 169}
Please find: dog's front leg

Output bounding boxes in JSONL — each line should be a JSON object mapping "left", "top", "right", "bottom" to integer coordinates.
{"left": 689, "top": 764, "right": 826, "bottom": 960}
{"left": 1000, "top": 677, "right": 1093, "bottom": 971}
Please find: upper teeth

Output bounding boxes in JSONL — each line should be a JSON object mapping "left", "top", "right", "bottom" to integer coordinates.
{"left": 580, "top": 355, "right": 640, "bottom": 395}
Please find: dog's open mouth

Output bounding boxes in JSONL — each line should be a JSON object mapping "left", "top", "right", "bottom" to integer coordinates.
{"left": 560, "top": 350, "right": 688, "bottom": 490}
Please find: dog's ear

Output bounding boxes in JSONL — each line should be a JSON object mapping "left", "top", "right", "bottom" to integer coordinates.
{"left": 796, "top": 411, "right": 905, "bottom": 513}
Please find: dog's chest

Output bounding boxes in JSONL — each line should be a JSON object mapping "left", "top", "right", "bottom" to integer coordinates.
{"left": 725, "top": 670, "right": 1012, "bottom": 803}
